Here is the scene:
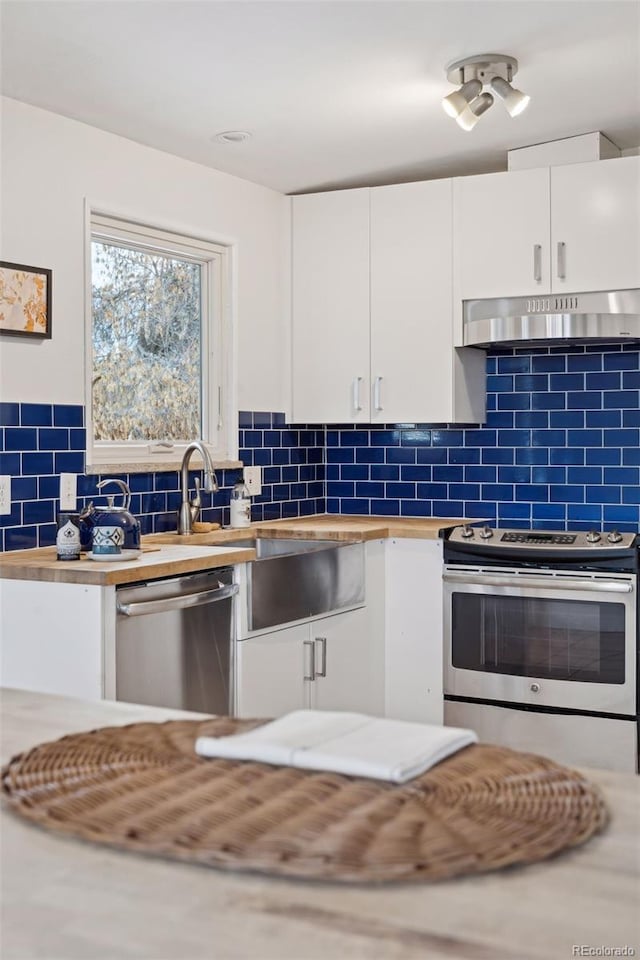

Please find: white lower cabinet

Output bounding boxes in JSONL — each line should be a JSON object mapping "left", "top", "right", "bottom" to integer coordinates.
{"left": 235, "top": 606, "right": 377, "bottom": 718}
{"left": 384, "top": 537, "right": 444, "bottom": 725}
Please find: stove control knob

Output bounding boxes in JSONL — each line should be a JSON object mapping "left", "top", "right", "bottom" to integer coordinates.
{"left": 530, "top": 683, "right": 541, "bottom": 694}
{"left": 586, "top": 530, "right": 601, "bottom": 543}
{"left": 607, "top": 529, "right": 623, "bottom": 544}
{"left": 461, "top": 524, "right": 474, "bottom": 539}
{"left": 479, "top": 525, "right": 494, "bottom": 540}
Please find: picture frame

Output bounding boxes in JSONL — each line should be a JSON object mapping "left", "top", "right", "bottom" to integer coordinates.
{"left": 0, "top": 260, "right": 52, "bottom": 339}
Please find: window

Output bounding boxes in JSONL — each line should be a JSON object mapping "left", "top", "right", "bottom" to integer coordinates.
{"left": 87, "top": 212, "right": 234, "bottom": 468}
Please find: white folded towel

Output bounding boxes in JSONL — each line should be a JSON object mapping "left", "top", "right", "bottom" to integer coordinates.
{"left": 195, "top": 710, "right": 477, "bottom": 784}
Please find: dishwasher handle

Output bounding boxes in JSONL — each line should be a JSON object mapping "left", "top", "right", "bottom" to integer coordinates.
{"left": 117, "top": 581, "right": 239, "bottom": 617}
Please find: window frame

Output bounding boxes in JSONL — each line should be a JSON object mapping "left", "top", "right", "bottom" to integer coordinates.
{"left": 84, "top": 207, "right": 238, "bottom": 472}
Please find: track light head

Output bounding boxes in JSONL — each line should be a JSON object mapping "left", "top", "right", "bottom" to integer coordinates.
{"left": 456, "top": 92, "right": 494, "bottom": 131}
{"left": 489, "top": 76, "right": 531, "bottom": 117}
{"left": 442, "top": 79, "right": 482, "bottom": 119}
{"left": 442, "top": 54, "right": 529, "bottom": 129}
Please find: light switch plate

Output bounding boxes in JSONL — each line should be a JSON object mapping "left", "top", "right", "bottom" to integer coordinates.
{"left": 60, "top": 473, "right": 77, "bottom": 510}
{"left": 243, "top": 466, "right": 262, "bottom": 496}
{"left": 0, "top": 476, "right": 11, "bottom": 516}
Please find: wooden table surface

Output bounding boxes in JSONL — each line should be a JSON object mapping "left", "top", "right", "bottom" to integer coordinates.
{"left": 2, "top": 688, "right": 638, "bottom": 960}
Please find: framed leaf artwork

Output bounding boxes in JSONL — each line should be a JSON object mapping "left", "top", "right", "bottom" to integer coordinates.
{"left": 0, "top": 261, "right": 52, "bottom": 338}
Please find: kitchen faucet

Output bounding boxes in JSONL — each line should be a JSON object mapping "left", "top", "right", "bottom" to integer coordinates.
{"left": 178, "top": 440, "right": 219, "bottom": 534}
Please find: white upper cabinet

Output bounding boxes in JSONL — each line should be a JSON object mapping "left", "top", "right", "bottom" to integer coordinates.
{"left": 291, "top": 189, "right": 370, "bottom": 423}
{"left": 454, "top": 167, "right": 551, "bottom": 300}
{"left": 551, "top": 156, "right": 640, "bottom": 293}
{"left": 454, "top": 156, "right": 640, "bottom": 303}
{"left": 370, "top": 180, "right": 462, "bottom": 423}
{"left": 292, "top": 181, "right": 485, "bottom": 424}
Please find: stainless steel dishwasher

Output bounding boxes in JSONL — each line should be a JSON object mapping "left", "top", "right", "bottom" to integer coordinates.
{"left": 115, "top": 568, "right": 238, "bottom": 712}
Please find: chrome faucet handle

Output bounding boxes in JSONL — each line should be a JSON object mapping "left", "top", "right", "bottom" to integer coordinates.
{"left": 189, "top": 477, "right": 202, "bottom": 524}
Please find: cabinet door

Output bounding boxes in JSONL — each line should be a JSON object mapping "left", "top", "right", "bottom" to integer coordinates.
{"left": 235, "top": 624, "right": 309, "bottom": 718}
{"left": 291, "top": 189, "right": 370, "bottom": 423}
{"left": 384, "top": 538, "right": 443, "bottom": 724}
{"left": 551, "top": 156, "right": 640, "bottom": 293}
{"left": 311, "top": 607, "right": 378, "bottom": 714}
{"left": 454, "top": 167, "right": 551, "bottom": 299}
{"left": 370, "top": 180, "right": 454, "bottom": 422}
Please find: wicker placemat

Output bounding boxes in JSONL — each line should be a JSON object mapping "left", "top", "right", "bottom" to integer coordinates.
{"left": 2, "top": 717, "right": 608, "bottom": 883}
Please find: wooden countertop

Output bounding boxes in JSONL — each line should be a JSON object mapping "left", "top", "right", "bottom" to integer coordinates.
{"left": 2, "top": 689, "right": 638, "bottom": 960}
{"left": 0, "top": 543, "right": 256, "bottom": 586}
{"left": 0, "top": 515, "right": 466, "bottom": 584}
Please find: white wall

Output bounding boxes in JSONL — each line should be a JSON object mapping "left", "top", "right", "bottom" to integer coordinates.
{"left": 0, "top": 97, "right": 289, "bottom": 412}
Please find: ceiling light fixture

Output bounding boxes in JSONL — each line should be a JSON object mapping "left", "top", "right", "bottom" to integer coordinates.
{"left": 442, "top": 54, "right": 530, "bottom": 130}
{"left": 214, "top": 130, "right": 252, "bottom": 144}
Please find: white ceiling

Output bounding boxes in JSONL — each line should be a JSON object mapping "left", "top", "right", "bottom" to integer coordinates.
{"left": 1, "top": 1, "right": 639, "bottom": 194}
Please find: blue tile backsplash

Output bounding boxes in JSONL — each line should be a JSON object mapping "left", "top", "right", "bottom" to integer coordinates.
{"left": 0, "top": 409, "right": 325, "bottom": 551}
{"left": 2, "top": 344, "right": 640, "bottom": 551}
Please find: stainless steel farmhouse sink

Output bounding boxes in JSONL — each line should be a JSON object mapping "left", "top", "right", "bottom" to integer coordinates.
{"left": 233, "top": 538, "right": 365, "bottom": 631}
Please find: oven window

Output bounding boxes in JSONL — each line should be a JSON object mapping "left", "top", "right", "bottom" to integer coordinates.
{"left": 451, "top": 594, "right": 626, "bottom": 684}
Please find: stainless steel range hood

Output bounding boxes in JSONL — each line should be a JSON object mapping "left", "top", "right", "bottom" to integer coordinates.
{"left": 463, "top": 289, "right": 640, "bottom": 348}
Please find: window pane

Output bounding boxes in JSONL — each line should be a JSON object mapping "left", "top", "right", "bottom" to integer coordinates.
{"left": 91, "top": 241, "right": 202, "bottom": 441}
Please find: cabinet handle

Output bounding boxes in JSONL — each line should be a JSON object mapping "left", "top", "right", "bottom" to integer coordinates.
{"left": 303, "top": 639, "right": 316, "bottom": 681}
{"left": 352, "top": 376, "right": 363, "bottom": 413}
{"left": 556, "top": 241, "right": 566, "bottom": 280}
{"left": 314, "top": 637, "right": 327, "bottom": 678}
{"left": 373, "top": 376, "right": 383, "bottom": 412}
{"left": 533, "top": 244, "right": 542, "bottom": 283}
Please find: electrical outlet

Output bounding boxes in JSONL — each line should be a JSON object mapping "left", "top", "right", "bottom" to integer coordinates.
{"left": 0, "top": 476, "right": 11, "bottom": 516}
{"left": 243, "top": 466, "right": 262, "bottom": 496}
{"left": 60, "top": 473, "right": 77, "bottom": 511}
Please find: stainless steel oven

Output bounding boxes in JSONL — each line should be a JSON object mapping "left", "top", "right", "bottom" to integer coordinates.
{"left": 443, "top": 526, "right": 639, "bottom": 773}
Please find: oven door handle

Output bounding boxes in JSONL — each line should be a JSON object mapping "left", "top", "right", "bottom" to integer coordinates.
{"left": 443, "top": 573, "right": 634, "bottom": 594}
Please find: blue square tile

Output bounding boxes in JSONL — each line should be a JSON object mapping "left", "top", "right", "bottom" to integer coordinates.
{"left": 623, "top": 410, "right": 640, "bottom": 427}
{"left": 53, "top": 405, "right": 83, "bottom": 427}
{"left": 0, "top": 504, "right": 22, "bottom": 528}
{"left": 515, "top": 485, "right": 548, "bottom": 503}
{"left": 38, "top": 524, "right": 57, "bottom": 547}
{"left": 516, "top": 449, "right": 547, "bottom": 466}
{"left": 22, "top": 453, "right": 54, "bottom": 475}
{"left": 0, "top": 452, "right": 20, "bottom": 474}
{"left": 487, "top": 375, "right": 513, "bottom": 392}
{"left": 23, "top": 499, "right": 55, "bottom": 525}
{"left": 497, "top": 430, "right": 530, "bottom": 448}
{"left": 416, "top": 447, "right": 447, "bottom": 464}
{"left": 497, "top": 356, "right": 530, "bottom": 374}
{"left": 585, "top": 372, "right": 620, "bottom": 390}
{"left": 549, "top": 373, "right": 584, "bottom": 391}
{"left": 464, "top": 430, "right": 496, "bottom": 447}
{"left": 370, "top": 499, "right": 400, "bottom": 516}
{"left": 498, "top": 466, "right": 531, "bottom": 483}
{"left": 568, "top": 504, "right": 601, "bottom": 522}
{"left": 604, "top": 390, "right": 639, "bottom": 409}
{"left": 531, "top": 355, "right": 565, "bottom": 373}
{"left": 567, "top": 354, "right": 602, "bottom": 372}
{"left": 282, "top": 466, "right": 298, "bottom": 482}
{"left": 482, "top": 483, "right": 513, "bottom": 501}
{"left": 388, "top": 482, "right": 418, "bottom": 499}
{"left": 356, "top": 481, "right": 384, "bottom": 498}
{"left": 252, "top": 412, "right": 272, "bottom": 427}
{"left": 400, "top": 500, "right": 432, "bottom": 517}
{"left": 603, "top": 352, "right": 639, "bottom": 371}
{"left": 401, "top": 465, "right": 430, "bottom": 482}
{"left": 55, "top": 452, "right": 84, "bottom": 474}
{"left": 622, "top": 486, "right": 640, "bottom": 504}
{"left": 622, "top": 371, "right": 640, "bottom": 389}
{"left": 532, "top": 430, "right": 566, "bottom": 447}
{"left": 339, "top": 498, "right": 369, "bottom": 515}
{"left": 0, "top": 403, "right": 19, "bottom": 427}
{"left": 5, "top": 526, "right": 37, "bottom": 550}
{"left": 485, "top": 412, "right": 514, "bottom": 429}
{"left": 238, "top": 411, "right": 253, "bottom": 428}
{"left": 465, "top": 465, "right": 496, "bottom": 483}
{"left": 448, "top": 483, "right": 479, "bottom": 501}
{"left": 433, "top": 501, "right": 464, "bottom": 517}
{"left": 482, "top": 448, "right": 514, "bottom": 464}
{"left": 253, "top": 449, "right": 272, "bottom": 466}
{"left": 498, "top": 393, "right": 530, "bottom": 412}
{"left": 355, "top": 447, "right": 384, "bottom": 464}
{"left": 39, "top": 428, "right": 70, "bottom": 451}
{"left": 585, "top": 411, "right": 620, "bottom": 428}
{"left": 415, "top": 482, "right": 446, "bottom": 499}
{"left": 21, "top": 403, "right": 52, "bottom": 426}
{"left": 603, "top": 505, "right": 639, "bottom": 524}
{"left": 568, "top": 429, "right": 602, "bottom": 447}
{"left": 464, "top": 502, "right": 497, "bottom": 520}
{"left": 433, "top": 465, "right": 463, "bottom": 483}
{"left": 5, "top": 428, "right": 37, "bottom": 451}
{"left": 515, "top": 411, "right": 548, "bottom": 428}
{"left": 586, "top": 485, "right": 620, "bottom": 504}
{"left": 549, "top": 448, "right": 582, "bottom": 466}
{"left": 244, "top": 430, "right": 262, "bottom": 448}
{"left": 550, "top": 485, "right": 584, "bottom": 503}
{"left": 567, "top": 467, "right": 602, "bottom": 484}
{"left": 531, "top": 392, "right": 566, "bottom": 411}
{"left": 498, "top": 502, "right": 531, "bottom": 520}
{"left": 604, "top": 467, "right": 639, "bottom": 485}
{"left": 532, "top": 467, "right": 565, "bottom": 484}
{"left": 272, "top": 412, "right": 286, "bottom": 427}
{"left": 514, "top": 374, "right": 548, "bottom": 391}
{"left": 431, "top": 430, "right": 463, "bottom": 447}
{"left": 549, "top": 411, "right": 583, "bottom": 428}
{"left": 587, "top": 448, "right": 621, "bottom": 466}
{"left": 370, "top": 464, "right": 399, "bottom": 481}
{"left": 12, "top": 477, "right": 37, "bottom": 501}
{"left": 532, "top": 503, "right": 565, "bottom": 521}
{"left": 604, "top": 429, "right": 639, "bottom": 448}
{"left": 386, "top": 447, "right": 416, "bottom": 464}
